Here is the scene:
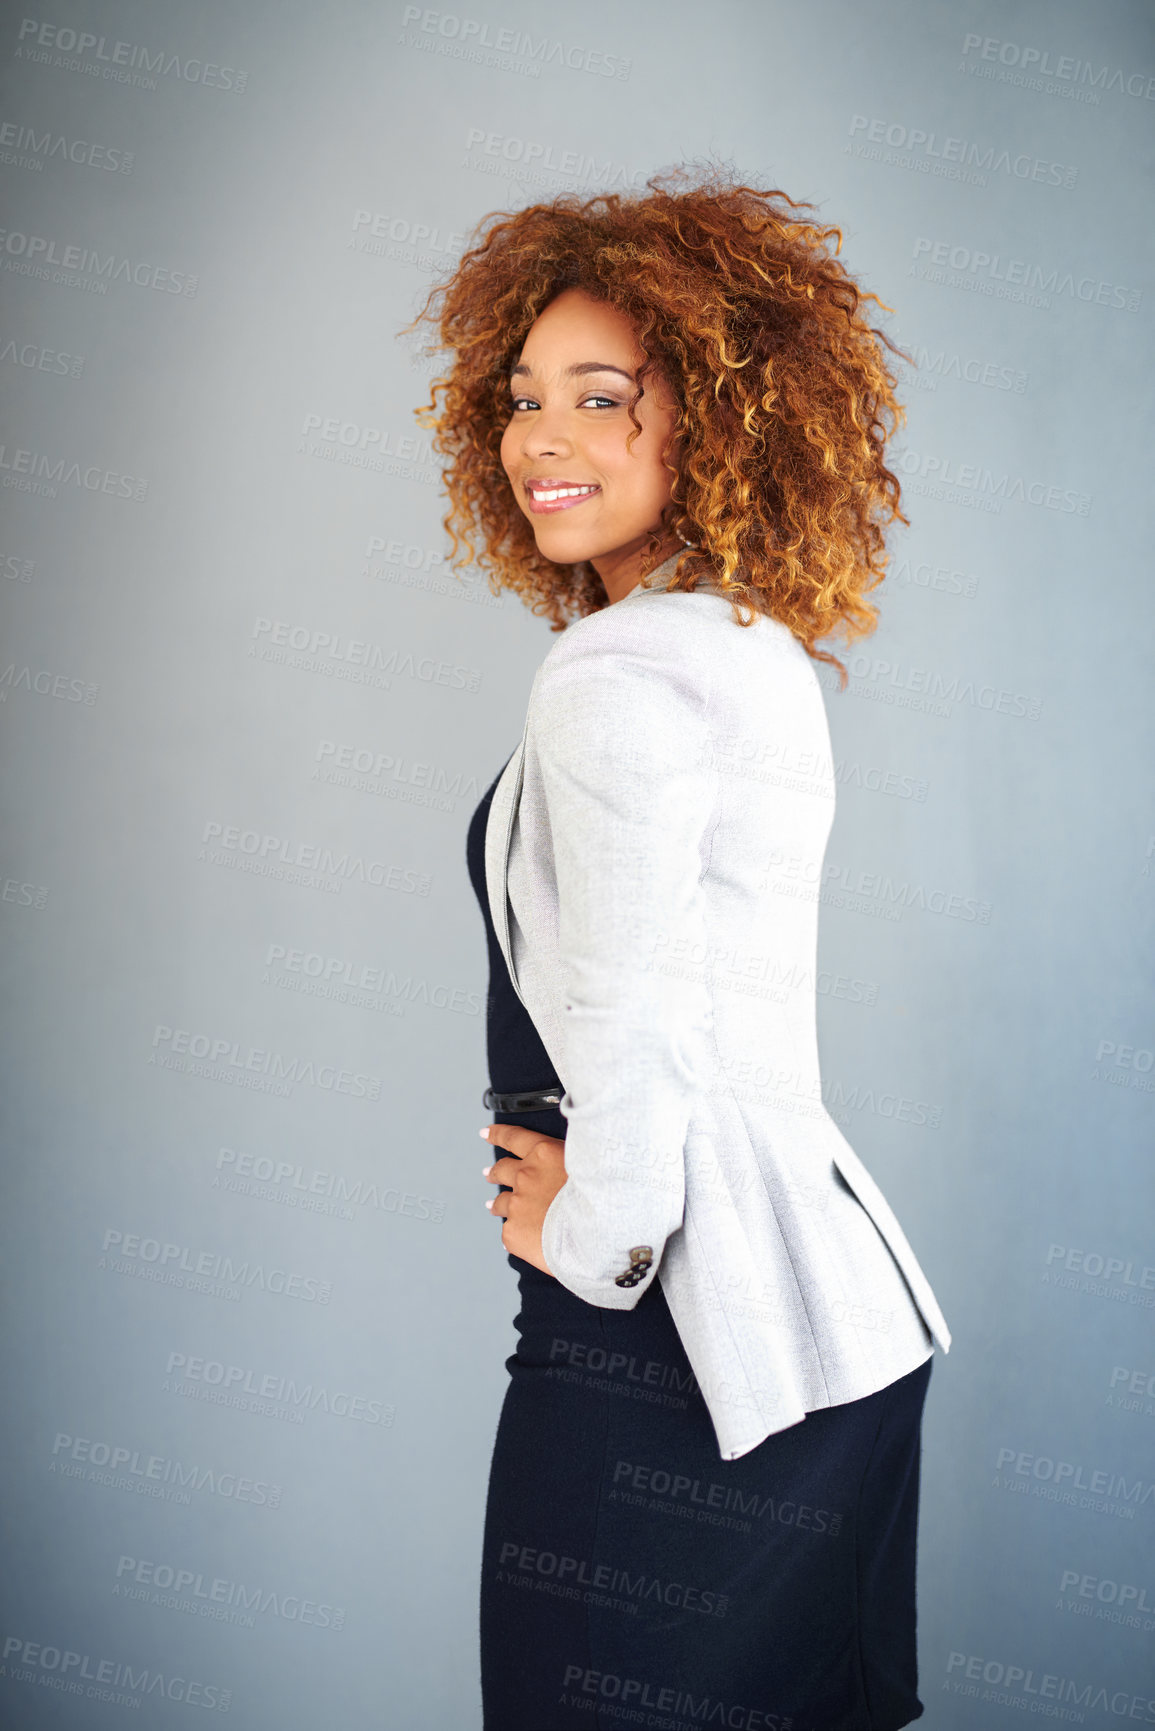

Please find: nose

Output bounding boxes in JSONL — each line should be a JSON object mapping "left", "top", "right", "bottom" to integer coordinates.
{"left": 518, "top": 404, "right": 573, "bottom": 462}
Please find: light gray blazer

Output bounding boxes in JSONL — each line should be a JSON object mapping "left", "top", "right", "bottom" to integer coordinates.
{"left": 485, "top": 551, "right": 951, "bottom": 1461}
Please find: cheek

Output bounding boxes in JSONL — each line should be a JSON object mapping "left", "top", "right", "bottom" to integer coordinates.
{"left": 589, "top": 424, "right": 654, "bottom": 491}
{"left": 637, "top": 434, "right": 676, "bottom": 508}
{"left": 627, "top": 406, "right": 676, "bottom": 486}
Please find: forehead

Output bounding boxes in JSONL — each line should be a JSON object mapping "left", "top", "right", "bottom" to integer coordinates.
{"left": 517, "top": 289, "right": 639, "bottom": 358}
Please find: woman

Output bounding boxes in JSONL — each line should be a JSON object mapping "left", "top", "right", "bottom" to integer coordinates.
{"left": 410, "top": 168, "right": 951, "bottom": 1731}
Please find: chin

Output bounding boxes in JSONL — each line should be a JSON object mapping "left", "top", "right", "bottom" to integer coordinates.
{"left": 533, "top": 531, "right": 600, "bottom": 564}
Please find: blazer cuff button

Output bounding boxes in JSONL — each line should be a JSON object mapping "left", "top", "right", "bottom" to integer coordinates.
{"left": 614, "top": 1245, "right": 653, "bottom": 1287}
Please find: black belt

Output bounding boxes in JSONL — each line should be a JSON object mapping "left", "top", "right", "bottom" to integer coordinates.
{"left": 482, "top": 1085, "right": 563, "bottom": 1113}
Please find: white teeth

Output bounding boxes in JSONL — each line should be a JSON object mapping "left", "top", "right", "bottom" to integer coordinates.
{"left": 529, "top": 484, "right": 598, "bottom": 502}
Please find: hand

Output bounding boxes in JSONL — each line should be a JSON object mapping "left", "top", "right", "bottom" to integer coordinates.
{"left": 481, "top": 1123, "right": 568, "bottom": 1276}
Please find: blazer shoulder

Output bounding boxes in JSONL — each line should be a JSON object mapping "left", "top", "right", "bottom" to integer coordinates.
{"left": 540, "top": 589, "right": 813, "bottom": 693}
{"left": 530, "top": 597, "right": 716, "bottom": 741}
{"left": 539, "top": 590, "right": 726, "bottom": 684}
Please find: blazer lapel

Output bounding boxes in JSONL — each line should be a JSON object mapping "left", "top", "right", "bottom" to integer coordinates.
{"left": 484, "top": 719, "right": 529, "bottom": 1007}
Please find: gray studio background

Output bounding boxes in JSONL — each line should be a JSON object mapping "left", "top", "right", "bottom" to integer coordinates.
{"left": 1, "top": 0, "right": 1153, "bottom": 1726}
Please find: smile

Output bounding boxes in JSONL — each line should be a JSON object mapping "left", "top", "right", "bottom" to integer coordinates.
{"left": 525, "top": 482, "right": 601, "bottom": 514}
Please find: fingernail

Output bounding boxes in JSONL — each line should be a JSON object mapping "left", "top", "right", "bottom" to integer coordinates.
{"left": 484, "top": 1198, "right": 494, "bottom": 1210}
{"left": 478, "top": 1127, "right": 491, "bottom": 1139}
{"left": 481, "top": 1165, "right": 492, "bottom": 1177}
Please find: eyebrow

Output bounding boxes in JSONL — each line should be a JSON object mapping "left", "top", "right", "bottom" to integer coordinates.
{"left": 508, "top": 360, "right": 635, "bottom": 383}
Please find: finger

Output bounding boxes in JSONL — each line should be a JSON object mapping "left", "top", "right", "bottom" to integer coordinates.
{"left": 482, "top": 1156, "right": 524, "bottom": 1187}
{"left": 479, "top": 1123, "right": 536, "bottom": 1158}
{"left": 485, "top": 1192, "right": 510, "bottom": 1219}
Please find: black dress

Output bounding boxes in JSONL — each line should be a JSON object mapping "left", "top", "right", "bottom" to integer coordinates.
{"left": 466, "top": 761, "right": 931, "bottom": 1731}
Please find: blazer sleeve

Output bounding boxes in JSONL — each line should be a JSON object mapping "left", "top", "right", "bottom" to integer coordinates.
{"left": 535, "top": 611, "right": 718, "bottom": 1309}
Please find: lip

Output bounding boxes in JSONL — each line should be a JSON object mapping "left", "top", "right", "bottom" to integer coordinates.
{"left": 524, "top": 479, "right": 602, "bottom": 516}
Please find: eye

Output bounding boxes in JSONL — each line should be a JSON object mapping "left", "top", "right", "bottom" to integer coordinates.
{"left": 507, "top": 394, "right": 620, "bottom": 413}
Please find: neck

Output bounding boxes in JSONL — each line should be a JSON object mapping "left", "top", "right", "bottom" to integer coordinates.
{"left": 590, "top": 534, "right": 686, "bottom": 604}
{"left": 630, "top": 548, "right": 728, "bottom": 599}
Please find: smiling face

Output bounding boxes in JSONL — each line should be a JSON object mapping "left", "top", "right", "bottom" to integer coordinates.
{"left": 499, "top": 288, "right": 685, "bottom": 602}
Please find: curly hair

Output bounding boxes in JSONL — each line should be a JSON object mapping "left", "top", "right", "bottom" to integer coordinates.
{"left": 405, "top": 163, "right": 909, "bottom": 685}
